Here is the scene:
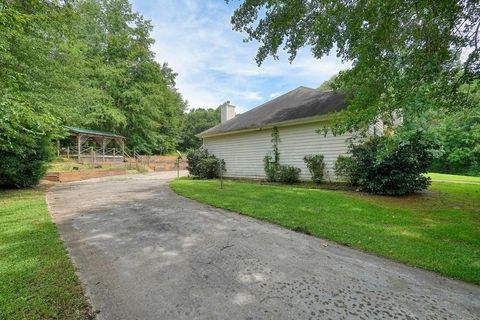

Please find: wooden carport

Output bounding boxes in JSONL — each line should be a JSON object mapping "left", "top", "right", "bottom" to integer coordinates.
{"left": 60, "top": 126, "right": 125, "bottom": 163}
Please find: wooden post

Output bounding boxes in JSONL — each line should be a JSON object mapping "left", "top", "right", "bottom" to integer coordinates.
{"left": 177, "top": 157, "right": 180, "bottom": 178}
{"left": 220, "top": 161, "right": 224, "bottom": 189}
{"left": 102, "top": 138, "right": 106, "bottom": 162}
{"left": 113, "top": 148, "right": 116, "bottom": 161}
{"left": 77, "top": 134, "right": 81, "bottom": 163}
{"left": 56, "top": 139, "right": 60, "bottom": 158}
{"left": 121, "top": 139, "right": 125, "bottom": 161}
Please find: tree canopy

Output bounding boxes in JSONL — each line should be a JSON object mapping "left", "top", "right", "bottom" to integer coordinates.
{"left": 230, "top": 0, "right": 480, "bottom": 134}
{"left": 178, "top": 107, "right": 220, "bottom": 151}
{"left": 72, "top": 0, "right": 186, "bottom": 153}
{"left": 318, "top": 74, "right": 338, "bottom": 92}
{"left": 0, "top": 0, "right": 186, "bottom": 187}
{"left": 1, "top": 0, "right": 185, "bottom": 154}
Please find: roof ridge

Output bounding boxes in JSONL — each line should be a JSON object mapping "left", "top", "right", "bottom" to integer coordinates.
{"left": 297, "top": 85, "right": 316, "bottom": 91}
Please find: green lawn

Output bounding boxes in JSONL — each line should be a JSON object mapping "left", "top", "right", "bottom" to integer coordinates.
{"left": 170, "top": 178, "right": 480, "bottom": 284}
{"left": 0, "top": 189, "right": 92, "bottom": 319}
{"left": 428, "top": 172, "right": 480, "bottom": 184}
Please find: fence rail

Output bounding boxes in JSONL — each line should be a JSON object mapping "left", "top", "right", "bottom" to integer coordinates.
{"left": 59, "top": 146, "right": 124, "bottom": 163}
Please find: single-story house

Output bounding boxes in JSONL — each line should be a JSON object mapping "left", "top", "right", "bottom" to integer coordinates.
{"left": 198, "top": 86, "right": 382, "bottom": 181}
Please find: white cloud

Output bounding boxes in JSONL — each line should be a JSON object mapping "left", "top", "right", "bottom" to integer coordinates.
{"left": 461, "top": 47, "right": 474, "bottom": 63}
{"left": 131, "top": 0, "right": 350, "bottom": 111}
{"left": 240, "top": 91, "right": 262, "bottom": 101}
{"left": 291, "top": 52, "right": 352, "bottom": 77}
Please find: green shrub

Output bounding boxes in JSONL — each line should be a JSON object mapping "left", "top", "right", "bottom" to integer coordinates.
{"left": 303, "top": 154, "right": 325, "bottom": 183}
{"left": 0, "top": 104, "right": 55, "bottom": 188}
{"left": 186, "top": 148, "right": 225, "bottom": 179}
{"left": 334, "top": 155, "right": 359, "bottom": 185}
{"left": 277, "top": 165, "right": 301, "bottom": 183}
{"left": 186, "top": 148, "right": 209, "bottom": 177}
{"left": 197, "top": 157, "right": 225, "bottom": 179}
{"left": 340, "top": 131, "right": 435, "bottom": 195}
{"left": 263, "top": 155, "right": 279, "bottom": 182}
{"left": 0, "top": 138, "right": 53, "bottom": 188}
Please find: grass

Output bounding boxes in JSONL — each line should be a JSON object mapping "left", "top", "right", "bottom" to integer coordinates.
{"left": 427, "top": 172, "right": 480, "bottom": 184}
{"left": 0, "top": 188, "right": 92, "bottom": 319}
{"left": 170, "top": 178, "right": 480, "bottom": 284}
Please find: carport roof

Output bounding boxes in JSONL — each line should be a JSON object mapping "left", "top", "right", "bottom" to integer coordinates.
{"left": 63, "top": 126, "right": 125, "bottom": 139}
{"left": 198, "top": 86, "right": 346, "bottom": 137}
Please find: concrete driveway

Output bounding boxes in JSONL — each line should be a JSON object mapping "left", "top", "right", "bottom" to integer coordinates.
{"left": 47, "top": 172, "right": 480, "bottom": 320}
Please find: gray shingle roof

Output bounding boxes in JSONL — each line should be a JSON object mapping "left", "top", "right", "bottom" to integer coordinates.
{"left": 199, "top": 86, "right": 346, "bottom": 137}
{"left": 63, "top": 126, "right": 125, "bottom": 139}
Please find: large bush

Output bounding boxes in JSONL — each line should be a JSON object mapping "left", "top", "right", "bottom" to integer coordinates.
{"left": 0, "top": 140, "right": 53, "bottom": 188}
{"left": 186, "top": 148, "right": 225, "bottom": 179}
{"left": 334, "top": 155, "right": 359, "bottom": 185}
{"left": 336, "top": 132, "right": 435, "bottom": 195}
{"left": 277, "top": 165, "right": 301, "bottom": 183}
{"left": 0, "top": 104, "right": 55, "bottom": 188}
{"left": 303, "top": 154, "right": 325, "bottom": 183}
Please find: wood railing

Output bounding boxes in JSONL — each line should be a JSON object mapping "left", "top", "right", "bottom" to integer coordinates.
{"left": 59, "top": 146, "right": 124, "bottom": 163}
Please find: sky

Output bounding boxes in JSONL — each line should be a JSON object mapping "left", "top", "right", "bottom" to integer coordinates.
{"left": 130, "top": 0, "right": 351, "bottom": 113}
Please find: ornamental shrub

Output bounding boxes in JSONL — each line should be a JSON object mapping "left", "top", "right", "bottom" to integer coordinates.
{"left": 263, "top": 154, "right": 279, "bottom": 182}
{"left": 277, "top": 165, "right": 301, "bottom": 183}
{"left": 334, "top": 155, "right": 359, "bottom": 185}
{"left": 186, "top": 148, "right": 209, "bottom": 177}
{"left": 341, "top": 131, "right": 435, "bottom": 195}
{"left": 197, "top": 157, "right": 225, "bottom": 179}
{"left": 0, "top": 103, "right": 55, "bottom": 188}
{"left": 303, "top": 154, "right": 325, "bottom": 183}
{"left": 0, "top": 137, "right": 53, "bottom": 188}
{"left": 186, "top": 148, "right": 225, "bottom": 179}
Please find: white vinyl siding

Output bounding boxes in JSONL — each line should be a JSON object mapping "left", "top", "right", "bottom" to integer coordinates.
{"left": 368, "top": 119, "right": 384, "bottom": 136}
{"left": 203, "top": 129, "right": 272, "bottom": 179}
{"left": 203, "top": 121, "right": 352, "bottom": 181}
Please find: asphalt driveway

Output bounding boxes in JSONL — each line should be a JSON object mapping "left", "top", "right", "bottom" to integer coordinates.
{"left": 47, "top": 172, "right": 480, "bottom": 320}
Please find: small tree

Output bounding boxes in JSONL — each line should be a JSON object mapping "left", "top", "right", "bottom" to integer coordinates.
{"left": 303, "top": 154, "right": 326, "bottom": 183}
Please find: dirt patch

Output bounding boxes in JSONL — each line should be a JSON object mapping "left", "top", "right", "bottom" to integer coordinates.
{"left": 44, "top": 169, "right": 127, "bottom": 183}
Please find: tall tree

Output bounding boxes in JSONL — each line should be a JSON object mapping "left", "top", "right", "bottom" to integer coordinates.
{"left": 0, "top": 1, "right": 76, "bottom": 187}
{"left": 73, "top": 0, "right": 186, "bottom": 154}
{"left": 0, "top": 0, "right": 187, "bottom": 187}
{"left": 427, "top": 81, "right": 480, "bottom": 175}
{"left": 178, "top": 108, "right": 220, "bottom": 151}
{"left": 229, "top": 0, "right": 480, "bottom": 134}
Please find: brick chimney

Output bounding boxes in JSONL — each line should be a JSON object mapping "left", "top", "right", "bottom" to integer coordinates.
{"left": 220, "top": 101, "right": 236, "bottom": 123}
